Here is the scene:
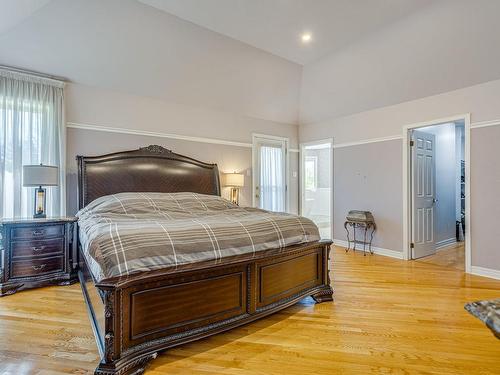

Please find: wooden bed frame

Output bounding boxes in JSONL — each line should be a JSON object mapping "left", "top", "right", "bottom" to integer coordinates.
{"left": 76, "top": 145, "right": 333, "bottom": 375}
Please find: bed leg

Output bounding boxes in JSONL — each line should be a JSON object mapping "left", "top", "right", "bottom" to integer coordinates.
{"left": 312, "top": 240, "right": 334, "bottom": 303}
{"left": 95, "top": 352, "right": 158, "bottom": 375}
{"left": 311, "top": 286, "right": 334, "bottom": 303}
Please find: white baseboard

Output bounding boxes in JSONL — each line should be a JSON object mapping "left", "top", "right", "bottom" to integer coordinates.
{"left": 436, "top": 238, "right": 457, "bottom": 250}
{"left": 333, "top": 239, "right": 404, "bottom": 260}
{"left": 470, "top": 266, "right": 500, "bottom": 280}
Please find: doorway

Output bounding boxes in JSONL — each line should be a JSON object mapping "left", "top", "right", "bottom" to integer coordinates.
{"left": 252, "top": 134, "right": 289, "bottom": 212}
{"left": 300, "top": 139, "right": 333, "bottom": 239}
{"left": 403, "top": 115, "right": 470, "bottom": 272}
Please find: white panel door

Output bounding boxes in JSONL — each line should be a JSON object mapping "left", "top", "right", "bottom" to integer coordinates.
{"left": 253, "top": 135, "right": 287, "bottom": 212}
{"left": 411, "top": 130, "right": 436, "bottom": 259}
{"left": 300, "top": 139, "right": 333, "bottom": 239}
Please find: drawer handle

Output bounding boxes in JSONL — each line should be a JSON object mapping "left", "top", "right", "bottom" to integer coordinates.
{"left": 32, "top": 246, "right": 45, "bottom": 252}
{"left": 32, "top": 230, "right": 44, "bottom": 236}
{"left": 32, "top": 264, "right": 46, "bottom": 271}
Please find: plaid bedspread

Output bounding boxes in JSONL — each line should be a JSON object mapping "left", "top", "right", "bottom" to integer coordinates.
{"left": 77, "top": 192, "right": 320, "bottom": 282}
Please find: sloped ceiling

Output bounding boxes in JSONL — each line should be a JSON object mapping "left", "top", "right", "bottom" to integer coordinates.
{"left": 138, "top": 0, "right": 435, "bottom": 65}
{"left": 3, "top": 0, "right": 500, "bottom": 127}
{"left": 300, "top": 0, "right": 500, "bottom": 124}
{"left": 0, "top": 0, "right": 302, "bottom": 125}
{"left": 0, "top": 0, "right": 51, "bottom": 35}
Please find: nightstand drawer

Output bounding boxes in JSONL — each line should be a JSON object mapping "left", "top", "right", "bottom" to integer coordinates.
{"left": 11, "top": 256, "right": 64, "bottom": 278}
{"left": 11, "top": 224, "right": 64, "bottom": 240}
{"left": 11, "top": 238, "right": 64, "bottom": 258}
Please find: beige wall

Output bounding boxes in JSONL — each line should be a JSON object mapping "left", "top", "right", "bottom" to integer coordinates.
{"left": 66, "top": 128, "right": 299, "bottom": 216}
{"left": 65, "top": 82, "right": 300, "bottom": 216}
{"left": 300, "top": 78, "right": 500, "bottom": 144}
{"left": 470, "top": 126, "right": 500, "bottom": 269}
{"left": 334, "top": 140, "right": 403, "bottom": 252}
{"left": 301, "top": 78, "right": 500, "bottom": 272}
{"left": 66, "top": 83, "right": 299, "bottom": 148}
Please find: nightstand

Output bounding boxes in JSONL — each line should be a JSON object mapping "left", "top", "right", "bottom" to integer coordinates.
{"left": 0, "top": 217, "right": 78, "bottom": 296}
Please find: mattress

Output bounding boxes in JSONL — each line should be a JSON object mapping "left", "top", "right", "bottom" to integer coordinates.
{"left": 77, "top": 192, "right": 320, "bottom": 282}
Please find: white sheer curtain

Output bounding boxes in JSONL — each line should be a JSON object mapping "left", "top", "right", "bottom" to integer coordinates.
{"left": 0, "top": 69, "right": 65, "bottom": 218}
{"left": 260, "top": 145, "right": 285, "bottom": 212}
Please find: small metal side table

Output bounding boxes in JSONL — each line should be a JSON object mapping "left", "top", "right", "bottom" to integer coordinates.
{"left": 344, "top": 210, "right": 376, "bottom": 256}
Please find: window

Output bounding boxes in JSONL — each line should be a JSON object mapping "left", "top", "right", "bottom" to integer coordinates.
{"left": 0, "top": 70, "right": 65, "bottom": 218}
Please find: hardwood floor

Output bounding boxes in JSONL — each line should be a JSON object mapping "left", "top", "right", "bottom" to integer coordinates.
{"left": 1, "top": 246, "right": 499, "bottom": 374}
{"left": 417, "top": 242, "right": 465, "bottom": 271}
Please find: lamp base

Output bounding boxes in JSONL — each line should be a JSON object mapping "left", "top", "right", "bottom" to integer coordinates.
{"left": 230, "top": 187, "right": 239, "bottom": 205}
{"left": 33, "top": 186, "right": 47, "bottom": 219}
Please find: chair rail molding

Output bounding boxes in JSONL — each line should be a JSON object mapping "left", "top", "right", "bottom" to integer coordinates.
{"left": 67, "top": 122, "right": 254, "bottom": 148}
{"left": 470, "top": 119, "right": 500, "bottom": 129}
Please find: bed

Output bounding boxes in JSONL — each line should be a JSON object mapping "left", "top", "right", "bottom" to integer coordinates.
{"left": 76, "top": 145, "right": 333, "bottom": 375}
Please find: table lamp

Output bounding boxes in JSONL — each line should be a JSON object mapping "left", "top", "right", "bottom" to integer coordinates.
{"left": 224, "top": 172, "right": 244, "bottom": 205}
{"left": 23, "top": 164, "right": 59, "bottom": 218}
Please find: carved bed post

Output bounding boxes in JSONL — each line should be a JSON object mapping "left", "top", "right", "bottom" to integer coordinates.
{"left": 94, "top": 286, "right": 121, "bottom": 375}
{"left": 103, "top": 288, "right": 117, "bottom": 364}
{"left": 95, "top": 285, "right": 158, "bottom": 375}
{"left": 311, "top": 240, "right": 334, "bottom": 303}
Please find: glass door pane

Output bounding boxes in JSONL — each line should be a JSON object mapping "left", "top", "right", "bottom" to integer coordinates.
{"left": 253, "top": 135, "right": 287, "bottom": 212}
{"left": 301, "top": 140, "right": 333, "bottom": 239}
{"left": 259, "top": 144, "right": 285, "bottom": 212}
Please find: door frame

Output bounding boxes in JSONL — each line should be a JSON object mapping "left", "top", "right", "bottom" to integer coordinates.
{"left": 402, "top": 114, "right": 471, "bottom": 273}
{"left": 299, "top": 138, "right": 334, "bottom": 239}
{"left": 252, "top": 133, "right": 290, "bottom": 212}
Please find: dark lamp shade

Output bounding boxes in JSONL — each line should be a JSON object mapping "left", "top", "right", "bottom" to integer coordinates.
{"left": 23, "top": 165, "right": 59, "bottom": 187}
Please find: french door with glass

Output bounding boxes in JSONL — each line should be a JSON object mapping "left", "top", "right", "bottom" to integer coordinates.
{"left": 300, "top": 139, "right": 333, "bottom": 239}
{"left": 252, "top": 134, "right": 288, "bottom": 212}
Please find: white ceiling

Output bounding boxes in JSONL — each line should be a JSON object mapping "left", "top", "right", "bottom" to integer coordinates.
{"left": 0, "top": 0, "right": 51, "bottom": 35}
{"left": 0, "top": 0, "right": 302, "bottom": 125}
{"left": 138, "top": 0, "right": 435, "bottom": 65}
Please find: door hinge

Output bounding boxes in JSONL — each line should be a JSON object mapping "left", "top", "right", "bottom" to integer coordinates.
{"left": 410, "top": 140, "right": 415, "bottom": 147}
{"left": 410, "top": 242, "right": 415, "bottom": 249}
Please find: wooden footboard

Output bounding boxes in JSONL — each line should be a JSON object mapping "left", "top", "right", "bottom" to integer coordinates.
{"left": 80, "top": 240, "right": 333, "bottom": 375}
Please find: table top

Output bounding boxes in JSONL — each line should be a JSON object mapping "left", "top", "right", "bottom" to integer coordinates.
{"left": 0, "top": 216, "right": 77, "bottom": 225}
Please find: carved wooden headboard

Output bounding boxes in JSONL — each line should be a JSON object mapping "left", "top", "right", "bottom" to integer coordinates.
{"left": 77, "top": 145, "right": 221, "bottom": 209}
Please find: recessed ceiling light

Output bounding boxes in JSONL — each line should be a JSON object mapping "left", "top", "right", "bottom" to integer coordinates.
{"left": 301, "top": 33, "right": 312, "bottom": 43}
